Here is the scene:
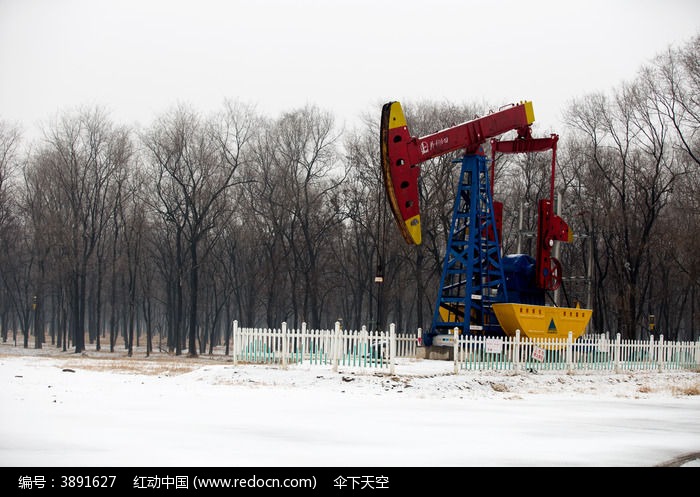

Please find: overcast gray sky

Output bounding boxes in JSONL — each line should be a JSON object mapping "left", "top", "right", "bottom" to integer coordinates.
{"left": 1, "top": 0, "right": 699, "bottom": 141}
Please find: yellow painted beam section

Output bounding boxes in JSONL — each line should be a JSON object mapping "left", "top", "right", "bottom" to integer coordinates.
{"left": 523, "top": 101, "right": 535, "bottom": 125}
{"left": 388, "top": 102, "right": 407, "bottom": 129}
{"left": 404, "top": 215, "right": 421, "bottom": 245}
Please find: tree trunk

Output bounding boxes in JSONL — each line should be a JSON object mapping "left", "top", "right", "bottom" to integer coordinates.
{"left": 188, "top": 238, "right": 199, "bottom": 357}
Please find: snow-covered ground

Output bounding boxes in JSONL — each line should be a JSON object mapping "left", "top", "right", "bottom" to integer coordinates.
{"left": 1, "top": 343, "right": 699, "bottom": 468}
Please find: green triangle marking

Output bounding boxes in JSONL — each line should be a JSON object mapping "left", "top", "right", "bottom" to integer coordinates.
{"left": 548, "top": 318, "right": 557, "bottom": 331}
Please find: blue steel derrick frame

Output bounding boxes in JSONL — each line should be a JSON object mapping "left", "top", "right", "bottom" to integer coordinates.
{"left": 429, "top": 151, "right": 508, "bottom": 341}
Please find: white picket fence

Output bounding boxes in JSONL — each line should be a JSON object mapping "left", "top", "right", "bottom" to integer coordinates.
{"left": 231, "top": 321, "right": 700, "bottom": 375}
{"left": 232, "top": 321, "right": 419, "bottom": 374}
{"left": 454, "top": 330, "right": 700, "bottom": 373}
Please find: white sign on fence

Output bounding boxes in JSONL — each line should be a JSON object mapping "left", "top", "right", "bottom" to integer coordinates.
{"left": 531, "top": 346, "right": 546, "bottom": 362}
{"left": 484, "top": 338, "right": 503, "bottom": 354}
{"left": 597, "top": 338, "right": 610, "bottom": 353}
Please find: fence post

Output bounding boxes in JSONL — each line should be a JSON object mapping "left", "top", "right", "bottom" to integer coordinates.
{"left": 567, "top": 331, "right": 573, "bottom": 373}
{"left": 333, "top": 321, "right": 340, "bottom": 373}
{"left": 514, "top": 329, "right": 521, "bottom": 373}
{"left": 453, "top": 327, "right": 459, "bottom": 374}
{"left": 360, "top": 325, "right": 368, "bottom": 367}
{"left": 658, "top": 335, "right": 664, "bottom": 373}
{"left": 232, "top": 320, "right": 238, "bottom": 366}
{"left": 281, "top": 322, "right": 288, "bottom": 370}
{"left": 416, "top": 327, "right": 422, "bottom": 358}
{"left": 390, "top": 323, "right": 396, "bottom": 375}
{"left": 614, "top": 333, "right": 621, "bottom": 373}
{"left": 301, "top": 322, "right": 307, "bottom": 364}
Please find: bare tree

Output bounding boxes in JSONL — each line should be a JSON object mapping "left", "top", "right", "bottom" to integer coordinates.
{"left": 565, "top": 79, "right": 680, "bottom": 338}
{"left": 336, "top": 128, "right": 383, "bottom": 330}
{"left": 639, "top": 35, "right": 700, "bottom": 339}
{"left": 0, "top": 120, "right": 21, "bottom": 344}
{"left": 25, "top": 108, "right": 126, "bottom": 352}
{"left": 142, "top": 101, "right": 255, "bottom": 357}
{"left": 271, "top": 106, "right": 346, "bottom": 329}
{"left": 0, "top": 120, "right": 20, "bottom": 230}
{"left": 643, "top": 34, "right": 700, "bottom": 166}
{"left": 243, "top": 119, "right": 295, "bottom": 327}
{"left": 116, "top": 165, "right": 145, "bottom": 357}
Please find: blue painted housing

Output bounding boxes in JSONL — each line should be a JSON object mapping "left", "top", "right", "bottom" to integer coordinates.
{"left": 501, "top": 254, "right": 545, "bottom": 306}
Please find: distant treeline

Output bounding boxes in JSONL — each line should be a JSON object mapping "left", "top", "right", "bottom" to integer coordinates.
{"left": 0, "top": 34, "right": 698, "bottom": 355}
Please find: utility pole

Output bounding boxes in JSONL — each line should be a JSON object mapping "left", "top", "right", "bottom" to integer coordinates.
{"left": 374, "top": 261, "right": 384, "bottom": 331}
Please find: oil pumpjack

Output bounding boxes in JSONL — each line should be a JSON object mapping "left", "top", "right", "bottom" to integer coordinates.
{"left": 379, "top": 100, "right": 591, "bottom": 346}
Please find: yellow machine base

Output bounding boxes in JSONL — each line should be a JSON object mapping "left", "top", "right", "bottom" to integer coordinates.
{"left": 491, "top": 303, "right": 592, "bottom": 341}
